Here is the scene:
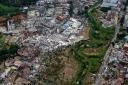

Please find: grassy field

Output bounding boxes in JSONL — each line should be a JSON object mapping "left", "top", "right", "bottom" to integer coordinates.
{"left": 0, "top": 4, "right": 19, "bottom": 16}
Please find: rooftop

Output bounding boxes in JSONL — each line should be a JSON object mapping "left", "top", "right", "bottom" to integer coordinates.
{"left": 101, "top": 0, "right": 119, "bottom": 7}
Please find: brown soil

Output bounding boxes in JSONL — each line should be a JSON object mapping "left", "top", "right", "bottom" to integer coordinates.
{"left": 58, "top": 49, "right": 78, "bottom": 83}
{"left": 62, "top": 56, "right": 78, "bottom": 81}
{"left": 84, "top": 48, "right": 102, "bottom": 53}
{"left": 80, "top": 27, "right": 90, "bottom": 40}
{"left": 84, "top": 48, "right": 105, "bottom": 56}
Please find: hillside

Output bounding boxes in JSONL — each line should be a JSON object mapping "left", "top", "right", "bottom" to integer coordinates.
{"left": 0, "top": 0, "right": 38, "bottom": 6}
{"left": 0, "top": 4, "right": 19, "bottom": 16}
{"left": 0, "top": 0, "right": 39, "bottom": 16}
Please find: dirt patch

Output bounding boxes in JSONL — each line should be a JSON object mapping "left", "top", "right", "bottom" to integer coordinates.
{"left": 80, "top": 27, "right": 90, "bottom": 40}
{"left": 84, "top": 48, "right": 103, "bottom": 55}
{"left": 58, "top": 52, "right": 78, "bottom": 82}
{"left": 84, "top": 73, "right": 94, "bottom": 85}
{"left": 85, "top": 48, "right": 100, "bottom": 53}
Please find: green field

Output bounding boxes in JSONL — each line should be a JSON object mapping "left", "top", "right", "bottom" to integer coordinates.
{"left": 0, "top": 4, "right": 19, "bottom": 16}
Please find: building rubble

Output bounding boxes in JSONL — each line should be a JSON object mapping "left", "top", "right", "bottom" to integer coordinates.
{"left": 0, "top": 0, "right": 97, "bottom": 85}
{"left": 99, "top": 0, "right": 125, "bottom": 28}
{"left": 99, "top": 37, "right": 128, "bottom": 84}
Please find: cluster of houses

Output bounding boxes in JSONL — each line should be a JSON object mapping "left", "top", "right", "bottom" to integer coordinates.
{"left": 0, "top": 0, "right": 97, "bottom": 85}
{"left": 99, "top": 37, "right": 128, "bottom": 85}
{"left": 99, "top": 0, "right": 125, "bottom": 28}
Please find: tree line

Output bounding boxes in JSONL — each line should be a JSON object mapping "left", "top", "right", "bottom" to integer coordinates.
{"left": 0, "top": 0, "right": 38, "bottom": 6}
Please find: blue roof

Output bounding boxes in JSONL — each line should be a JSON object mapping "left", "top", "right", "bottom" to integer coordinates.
{"left": 63, "top": 21, "right": 73, "bottom": 29}
{"left": 101, "top": 0, "right": 118, "bottom": 7}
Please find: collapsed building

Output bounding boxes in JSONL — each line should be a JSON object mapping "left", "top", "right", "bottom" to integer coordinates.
{"left": 0, "top": 0, "right": 94, "bottom": 85}
{"left": 18, "top": 0, "right": 87, "bottom": 52}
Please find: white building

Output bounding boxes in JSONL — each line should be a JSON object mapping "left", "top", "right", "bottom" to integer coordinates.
{"left": 101, "top": 0, "right": 119, "bottom": 8}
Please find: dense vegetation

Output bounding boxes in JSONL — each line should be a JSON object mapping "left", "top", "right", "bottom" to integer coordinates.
{"left": 0, "top": 0, "right": 38, "bottom": 6}
{"left": 0, "top": 0, "right": 38, "bottom": 16}
{"left": 0, "top": 34, "right": 19, "bottom": 62}
{"left": 0, "top": 4, "right": 19, "bottom": 16}
{"left": 126, "top": 0, "right": 128, "bottom": 6}
{"left": 70, "top": 1, "right": 115, "bottom": 85}
{"left": 100, "top": 7, "right": 111, "bottom": 12}
{"left": 68, "top": 1, "right": 74, "bottom": 17}
{"left": 22, "top": 0, "right": 38, "bottom": 6}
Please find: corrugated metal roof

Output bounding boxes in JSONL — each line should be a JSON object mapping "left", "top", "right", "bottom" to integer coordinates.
{"left": 101, "top": 0, "right": 118, "bottom": 7}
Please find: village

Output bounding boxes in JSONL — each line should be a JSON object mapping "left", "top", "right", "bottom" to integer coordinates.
{"left": 0, "top": 0, "right": 96, "bottom": 85}
{"left": 0, "top": 0, "right": 128, "bottom": 85}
